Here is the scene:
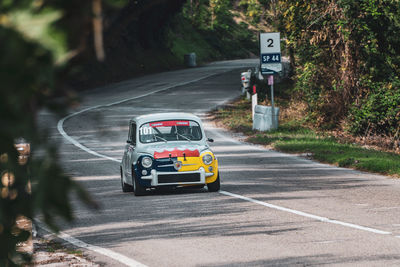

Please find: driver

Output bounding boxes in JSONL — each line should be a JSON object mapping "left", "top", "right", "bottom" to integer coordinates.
{"left": 177, "top": 126, "right": 191, "bottom": 136}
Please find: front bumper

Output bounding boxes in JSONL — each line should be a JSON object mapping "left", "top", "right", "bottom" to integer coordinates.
{"left": 141, "top": 167, "right": 214, "bottom": 186}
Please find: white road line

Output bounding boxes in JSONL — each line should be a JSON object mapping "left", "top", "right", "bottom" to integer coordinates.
{"left": 36, "top": 222, "right": 146, "bottom": 267}
{"left": 55, "top": 68, "right": 396, "bottom": 266}
{"left": 219, "top": 191, "right": 391, "bottom": 235}
{"left": 58, "top": 114, "right": 120, "bottom": 163}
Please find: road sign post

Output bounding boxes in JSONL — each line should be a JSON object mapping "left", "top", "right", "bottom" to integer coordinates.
{"left": 260, "top": 32, "right": 282, "bottom": 75}
{"left": 260, "top": 32, "right": 281, "bottom": 130}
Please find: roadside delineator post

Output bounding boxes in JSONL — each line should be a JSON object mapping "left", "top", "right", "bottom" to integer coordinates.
{"left": 251, "top": 85, "right": 257, "bottom": 120}
{"left": 268, "top": 75, "right": 276, "bottom": 128}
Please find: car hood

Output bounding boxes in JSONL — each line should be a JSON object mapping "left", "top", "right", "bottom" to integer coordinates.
{"left": 140, "top": 143, "right": 209, "bottom": 159}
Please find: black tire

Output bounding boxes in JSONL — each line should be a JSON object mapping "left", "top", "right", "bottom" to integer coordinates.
{"left": 207, "top": 173, "right": 220, "bottom": 192}
{"left": 132, "top": 167, "right": 147, "bottom": 196}
{"left": 120, "top": 167, "right": 133, "bottom": 192}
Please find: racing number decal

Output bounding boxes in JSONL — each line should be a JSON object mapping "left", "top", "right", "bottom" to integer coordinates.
{"left": 139, "top": 127, "right": 153, "bottom": 135}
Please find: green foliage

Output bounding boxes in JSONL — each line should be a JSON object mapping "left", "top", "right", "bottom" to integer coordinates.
{"left": 182, "top": 0, "right": 211, "bottom": 30}
{"left": 6, "top": 7, "right": 67, "bottom": 62}
{"left": 238, "top": 0, "right": 275, "bottom": 25}
{"left": 209, "top": 0, "right": 232, "bottom": 29}
{"left": 184, "top": 0, "right": 269, "bottom": 32}
{"left": 275, "top": 138, "right": 400, "bottom": 176}
{"left": 41, "top": 0, "right": 92, "bottom": 53}
{"left": 239, "top": 0, "right": 262, "bottom": 23}
{"left": 103, "top": 0, "right": 130, "bottom": 8}
{"left": 348, "top": 77, "right": 400, "bottom": 137}
{"left": 169, "top": 1, "right": 258, "bottom": 63}
{"left": 166, "top": 14, "right": 221, "bottom": 63}
{"left": 0, "top": 1, "right": 98, "bottom": 265}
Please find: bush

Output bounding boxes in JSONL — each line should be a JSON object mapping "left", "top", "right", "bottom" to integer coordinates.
{"left": 348, "top": 78, "right": 400, "bottom": 137}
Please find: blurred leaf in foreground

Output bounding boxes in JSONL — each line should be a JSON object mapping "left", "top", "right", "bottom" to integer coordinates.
{"left": 0, "top": 2, "right": 96, "bottom": 265}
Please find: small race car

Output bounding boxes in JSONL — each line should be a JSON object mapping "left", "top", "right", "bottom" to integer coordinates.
{"left": 120, "top": 113, "right": 220, "bottom": 196}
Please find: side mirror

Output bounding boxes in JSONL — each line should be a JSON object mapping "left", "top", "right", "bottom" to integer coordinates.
{"left": 207, "top": 138, "right": 214, "bottom": 143}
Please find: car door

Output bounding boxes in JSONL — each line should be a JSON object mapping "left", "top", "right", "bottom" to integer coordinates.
{"left": 124, "top": 122, "right": 137, "bottom": 179}
{"left": 126, "top": 122, "right": 137, "bottom": 177}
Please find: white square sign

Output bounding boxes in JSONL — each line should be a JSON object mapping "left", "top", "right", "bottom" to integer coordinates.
{"left": 260, "top": 32, "right": 282, "bottom": 74}
{"left": 260, "top": 32, "right": 281, "bottom": 54}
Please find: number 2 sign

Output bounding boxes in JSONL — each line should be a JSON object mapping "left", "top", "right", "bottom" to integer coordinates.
{"left": 260, "top": 32, "right": 282, "bottom": 74}
{"left": 260, "top": 32, "right": 280, "bottom": 53}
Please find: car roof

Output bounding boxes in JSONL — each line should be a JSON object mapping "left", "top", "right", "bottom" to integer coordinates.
{"left": 130, "top": 112, "right": 202, "bottom": 125}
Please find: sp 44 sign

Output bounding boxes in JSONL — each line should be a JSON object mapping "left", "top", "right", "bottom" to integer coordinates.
{"left": 261, "top": 53, "right": 281, "bottom": 63}
{"left": 260, "top": 32, "right": 282, "bottom": 74}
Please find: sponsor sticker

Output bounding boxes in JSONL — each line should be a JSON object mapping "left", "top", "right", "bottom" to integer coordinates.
{"left": 149, "top": 120, "right": 190, "bottom": 127}
{"left": 154, "top": 148, "right": 200, "bottom": 159}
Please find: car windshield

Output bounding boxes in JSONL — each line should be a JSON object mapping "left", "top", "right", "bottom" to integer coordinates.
{"left": 139, "top": 120, "right": 202, "bottom": 143}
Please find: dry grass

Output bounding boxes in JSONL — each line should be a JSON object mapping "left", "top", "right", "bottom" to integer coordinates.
{"left": 279, "top": 99, "right": 308, "bottom": 124}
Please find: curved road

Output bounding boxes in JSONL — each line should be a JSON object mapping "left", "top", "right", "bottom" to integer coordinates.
{"left": 39, "top": 59, "right": 400, "bottom": 266}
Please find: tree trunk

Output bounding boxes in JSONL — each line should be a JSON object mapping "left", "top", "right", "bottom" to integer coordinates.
{"left": 93, "top": 0, "right": 105, "bottom": 61}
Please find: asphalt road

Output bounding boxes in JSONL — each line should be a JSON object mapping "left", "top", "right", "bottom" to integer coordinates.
{"left": 39, "top": 59, "right": 400, "bottom": 266}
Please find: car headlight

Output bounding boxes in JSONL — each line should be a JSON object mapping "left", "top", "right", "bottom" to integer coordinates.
{"left": 141, "top": 156, "right": 153, "bottom": 168}
{"left": 202, "top": 154, "right": 213, "bottom": 165}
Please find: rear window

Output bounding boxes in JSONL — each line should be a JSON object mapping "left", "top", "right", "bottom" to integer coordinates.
{"left": 139, "top": 120, "right": 202, "bottom": 143}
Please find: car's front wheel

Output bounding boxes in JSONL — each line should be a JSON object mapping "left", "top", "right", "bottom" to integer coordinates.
{"left": 120, "top": 167, "right": 133, "bottom": 192}
{"left": 132, "top": 167, "right": 147, "bottom": 196}
{"left": 207, "top": 173, "right": 220, "bottom": 192}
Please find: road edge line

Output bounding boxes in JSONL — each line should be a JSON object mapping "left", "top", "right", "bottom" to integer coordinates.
{"left": 219, "top": 190, "right": 392, "bottom": 235}
{"left": 35, "top": 221, "right": 147, "bottom": 267}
